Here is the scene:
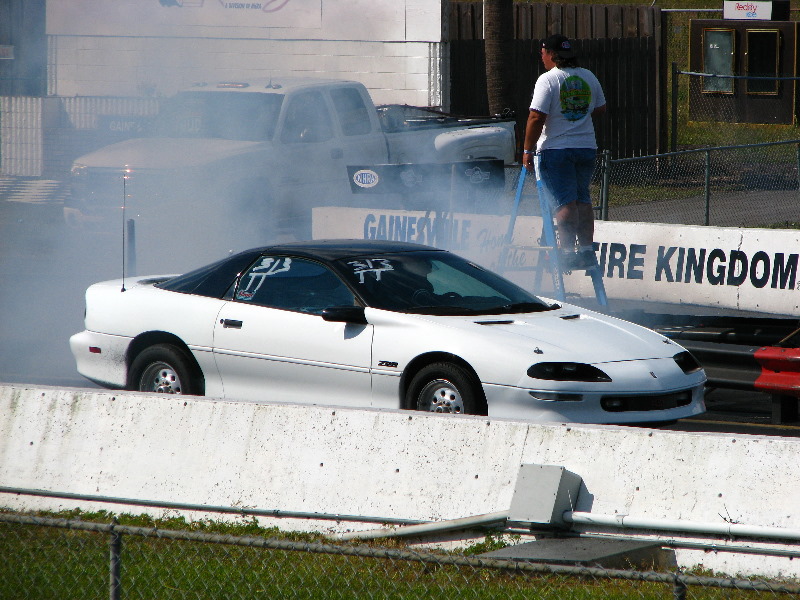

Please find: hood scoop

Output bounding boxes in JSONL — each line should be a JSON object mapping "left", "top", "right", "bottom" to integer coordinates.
{"left": 475, "top": 320, "right": 515, "bottom": 326}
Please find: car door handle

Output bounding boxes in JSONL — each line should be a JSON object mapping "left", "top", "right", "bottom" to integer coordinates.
{"left": 221, "top": 319, "right": 243, "bottom": 329}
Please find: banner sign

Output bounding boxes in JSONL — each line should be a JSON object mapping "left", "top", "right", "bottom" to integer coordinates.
{"left": 313, "top": 206, "right": 800, "bottom": 316}
{"left": 347, "top": 160, "right": 505, "bottom": 197}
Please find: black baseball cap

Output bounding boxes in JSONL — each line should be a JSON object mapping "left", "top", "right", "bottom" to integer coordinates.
{"left": 542, "top": 34, "right": 577, "bottom": 59}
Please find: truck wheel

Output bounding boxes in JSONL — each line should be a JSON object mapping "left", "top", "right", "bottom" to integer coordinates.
{"left": 407, "top": 362, "right": 486, "bottom": 415}
{"left": 128, "top": 344, "right": 204, "bottom": 395}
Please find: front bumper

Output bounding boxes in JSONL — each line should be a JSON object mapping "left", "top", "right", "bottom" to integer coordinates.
{"left": 483, "top": 381, "right": 706, "bottom": 424}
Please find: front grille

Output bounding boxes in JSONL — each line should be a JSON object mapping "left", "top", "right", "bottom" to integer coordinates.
{"left": 69, "top": 169, "right": 194, "bottom": 220}
{"left": 601, "top": 391, "right": 693, "bottom": 412}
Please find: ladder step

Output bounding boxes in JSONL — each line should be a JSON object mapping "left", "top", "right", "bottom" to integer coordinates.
{"left": 503, "top": 165, "right": 607, "bottom": 307}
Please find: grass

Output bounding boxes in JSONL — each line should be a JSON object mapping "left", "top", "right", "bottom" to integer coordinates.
{"left": 0, "top": 509, "right": 789, "bottom": 600}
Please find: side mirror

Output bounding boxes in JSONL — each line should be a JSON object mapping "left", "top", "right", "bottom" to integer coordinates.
{"left": 321, "top": 306, "right": 368, "bottom": 325}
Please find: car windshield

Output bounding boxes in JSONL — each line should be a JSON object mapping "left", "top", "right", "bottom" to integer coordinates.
{"left": 335, "top": 251, "right": 556, "bottom": 315}
{"left": 155, "top": 91, "right": 284, "bottom": 141}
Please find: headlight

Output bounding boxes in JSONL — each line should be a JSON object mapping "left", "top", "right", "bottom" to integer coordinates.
{"left": 68, "top": 163, "right": 89, "bottom": 207}
{"left": 527, "top": 362, "right": 612, "bottom": 382}
{"left": 673, "top": 351, "right": 702, "bottom": 374}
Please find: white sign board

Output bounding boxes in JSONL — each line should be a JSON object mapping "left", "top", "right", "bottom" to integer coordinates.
{"left": 313, "top": 207, "right": 800, "bottom": 316}
{"left": 47, "top": 0, "right": 323, "bottom": 37}
{"left": 723, "top": 1, "right": 775, "bottom": 20}
{"left": 45, "top": 0, "right": 436, "bottom": 42}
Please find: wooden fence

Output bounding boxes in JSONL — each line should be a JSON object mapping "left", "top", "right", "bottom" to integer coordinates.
{"left": 448, "top": 2, "right": 665, "bottom": 158}
{"left": 449, "top": 2, "right": 661, "bottom": 41}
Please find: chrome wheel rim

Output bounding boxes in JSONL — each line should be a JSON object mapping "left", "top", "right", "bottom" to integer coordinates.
{"left": 140, "top": 362, "right": 183, "bottom": 394}
{"left": 418, "top": 379, "right": 464, "bottom": 413}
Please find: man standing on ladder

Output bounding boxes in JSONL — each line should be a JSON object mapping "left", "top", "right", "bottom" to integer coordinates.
{"left": 522, "top": 34, "right": 606, "bottom": 271}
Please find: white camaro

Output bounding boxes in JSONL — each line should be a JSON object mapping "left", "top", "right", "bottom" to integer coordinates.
{"left": 70, "top": 239, "right": 706, "bottom": 423}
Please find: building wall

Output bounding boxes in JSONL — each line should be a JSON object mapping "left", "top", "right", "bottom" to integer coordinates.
{"left": 45, "top": 0, "right": 448, "bottom": 107}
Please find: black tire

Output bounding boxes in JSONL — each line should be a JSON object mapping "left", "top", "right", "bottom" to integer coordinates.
{"left": 128, "top": 343, "right": 204, "bottom": 395}
{"left": 407, "top": 362, "right": 486, "bottom": 415}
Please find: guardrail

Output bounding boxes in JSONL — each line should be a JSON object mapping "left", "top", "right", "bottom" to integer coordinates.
{"left": 755, "top": 346, "right": 800, "bottom": 423}
{"left": 660, "top": 316, "right": 800, "bottom": 423}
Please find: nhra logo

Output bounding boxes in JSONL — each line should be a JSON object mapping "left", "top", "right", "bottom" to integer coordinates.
{"left": 353, "top": 169, "right": 380, "bottom": 188}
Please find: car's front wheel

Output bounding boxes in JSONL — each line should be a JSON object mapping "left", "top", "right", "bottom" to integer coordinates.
{"left": 407, "top": 362, "right": 485, "bottom": 415}
{"left": 128, "top": 344, "right": 204, "bottom": 395}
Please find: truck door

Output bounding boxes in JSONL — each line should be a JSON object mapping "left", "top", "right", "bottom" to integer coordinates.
{"left": 328, "top": 85, "right": 389, "bottom": 172}
{"left": 273, "top": 90, "right": 342, "bottom": 233}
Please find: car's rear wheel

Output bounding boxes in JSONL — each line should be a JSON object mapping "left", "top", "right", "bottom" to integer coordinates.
{"left": 128, "top": 344, "right": 204, "bottom": 395}
{"left": 407, "top": 362, "right": 485, "bottom": 415}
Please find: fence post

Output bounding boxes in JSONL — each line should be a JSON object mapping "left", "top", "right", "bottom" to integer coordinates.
{"left": 704, "top": 149, "right": 711, "bottom": 226}
{"left": 673, "top": 570, "right": 687, "bottom": 600}
{"left": 110, "top": 518, "right": 122, "bottom": 600}
{"left": 796, "top": 143, "right": 800, "bottom": 193}
{"left": 671, "top": 62, "right": 679, "bottom": 153}
{"left": 600, "top": 149, "right": 611, "bottom": 221}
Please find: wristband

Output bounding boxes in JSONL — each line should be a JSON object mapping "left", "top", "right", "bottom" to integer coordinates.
{"left": 523, "top": 149, "right": 534, "bottom": 154}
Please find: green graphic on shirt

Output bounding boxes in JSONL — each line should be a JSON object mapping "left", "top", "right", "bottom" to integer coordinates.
{"left": 560, "top": 75, "right": 591, "bottom": 121}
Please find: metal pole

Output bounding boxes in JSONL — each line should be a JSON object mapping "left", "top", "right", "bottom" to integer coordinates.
{"left": 600, "top": 149, "right": 611, "bottom": 221}
{"left": 671, "top": 62, "right": 679, "bottom": 153}
{"left": 109, "top": 518, "right": 122, "bottom": 600}
{"left": 673, "top": 570, "right": 688, "bottom": 600}
{"left": 704, "top": 150, "right": 711, "bottom": 226}
{"left": 126, "top": 218, "right": 136, "bottom": 277}
{"left": 338, "top": 510, "right": 510, "bottom": 541}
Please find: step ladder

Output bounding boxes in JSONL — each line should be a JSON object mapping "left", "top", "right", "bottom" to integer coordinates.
{"left": 501, "top": 165, "right": 607, "bottom": 307}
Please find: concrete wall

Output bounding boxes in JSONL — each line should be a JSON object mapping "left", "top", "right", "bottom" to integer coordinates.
{"left": 1, "top": 384, "right": 799, "bottom": 578}
{"left": 45, "top": 0, "right": 447, "bottom": 107}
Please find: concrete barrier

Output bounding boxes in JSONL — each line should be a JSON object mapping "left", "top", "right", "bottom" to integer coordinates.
{"left": 1, "top": 384, "right": 799, "bottom": 578}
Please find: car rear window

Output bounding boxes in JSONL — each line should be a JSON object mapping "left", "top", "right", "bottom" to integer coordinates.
{"left": 156, "top": 251, "right": 261, "bottom": 298}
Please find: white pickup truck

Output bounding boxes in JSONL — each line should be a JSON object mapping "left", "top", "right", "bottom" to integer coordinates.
{"left": 66, "top": 78, "right": 515, "bottom": 268}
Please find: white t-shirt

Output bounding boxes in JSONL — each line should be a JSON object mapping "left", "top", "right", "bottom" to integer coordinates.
{"left": 529, "top": 66, "right": 606, "bottom": 151}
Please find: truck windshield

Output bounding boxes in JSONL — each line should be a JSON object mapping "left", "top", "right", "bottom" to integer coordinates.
{"left": 156, "top": 91, "right": 284, "bottom": 142}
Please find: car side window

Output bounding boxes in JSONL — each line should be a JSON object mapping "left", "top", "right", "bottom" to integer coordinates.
{"left": 280, "top": 91, "right": 334, "bottom": 144}
{"left": 330, "top": 87, "right": 372, "bottom": 136}
{"left": 234, "top": 256, "right": 355, "bottom": 315}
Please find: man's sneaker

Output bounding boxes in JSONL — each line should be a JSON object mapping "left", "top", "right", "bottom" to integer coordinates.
{"left": 558, "top": 250, "right": 579, "bottom": 271}
{"left": 576, "top": 249, "right": 598, "bottom": 270}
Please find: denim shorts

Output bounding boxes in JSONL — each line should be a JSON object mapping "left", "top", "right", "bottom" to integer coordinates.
{"left": 537, "top": 148, "right": 597, "bottom": 208}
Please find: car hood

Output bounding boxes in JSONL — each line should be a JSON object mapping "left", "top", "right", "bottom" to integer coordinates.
{"left": 73, "top": 137, "right": 266, "bottom": 170}
{"left": 398, "top": 306, "right": 681, "bottom": 364}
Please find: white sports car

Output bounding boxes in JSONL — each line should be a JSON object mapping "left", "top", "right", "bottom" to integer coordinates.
{"left": 70, "top": 240, "right": 706, "bottom": 423}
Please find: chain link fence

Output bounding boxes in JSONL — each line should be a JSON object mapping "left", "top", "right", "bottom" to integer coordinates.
{"left": 500, "top": 136, "right": 800, "bottom": 231}
{"left": 2, "top": 509, "right": 800, "bottom": 600}
{"left": 594, "top": 139, "right": 800, "bottom": 228}
{"left": 564, "top": 9, "right": 798, "bottom": 230}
